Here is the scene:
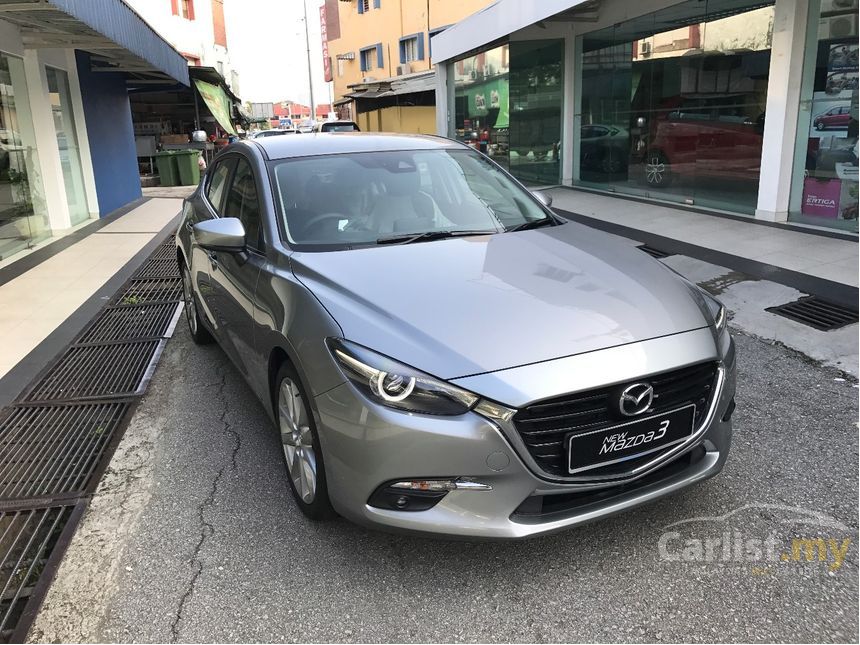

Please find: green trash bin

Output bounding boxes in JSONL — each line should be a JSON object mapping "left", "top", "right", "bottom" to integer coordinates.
{"left": 175, "top": 150, "right": 201, "bottom": 186}
{"left": 154, "top": 151, "right": 179, "bottom": 187}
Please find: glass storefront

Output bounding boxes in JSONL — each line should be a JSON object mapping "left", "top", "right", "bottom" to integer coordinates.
{"left": 789, "top": 0, "right": 858, "bottom": 232}
{"left": 46, "top": 66, "right": 89, "bottom": 226}
{"left": 0, "top": 51, "right": 49, "bottom": 260}
{"left": 577, "top": 0, "right": 775, "bottom": 215}
{"left": 451, "top": 40, "right": 563, "bottom": 186}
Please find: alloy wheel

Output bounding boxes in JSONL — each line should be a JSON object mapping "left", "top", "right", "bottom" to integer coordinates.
{"left": 181, "top": 267, "right": 198, "bottom": 335}
{"left": 278, "top": 377, "right": 317, "bottom": 503}
{"left": 645, "top": 155, "right": 666, "bottom": 185}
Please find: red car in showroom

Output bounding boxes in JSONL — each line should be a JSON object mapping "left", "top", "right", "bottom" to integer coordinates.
{"left": 643, "top": 104, "right": 764, "bottom": 188}
{"left": 813, "top": 105, "right": 852, "bottom": 131}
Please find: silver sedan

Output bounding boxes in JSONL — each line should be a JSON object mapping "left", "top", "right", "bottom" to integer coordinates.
{"left": 175, "top": 133, "right": 736, "bottom": 539}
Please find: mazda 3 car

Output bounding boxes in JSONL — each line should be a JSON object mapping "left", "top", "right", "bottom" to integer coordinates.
{"left": 175, "top": 133, "right": 736, "bottom": 539}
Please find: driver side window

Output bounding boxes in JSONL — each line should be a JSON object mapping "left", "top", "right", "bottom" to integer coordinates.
{"left": 223, "top": 158, "right": 263, "bottom": 251}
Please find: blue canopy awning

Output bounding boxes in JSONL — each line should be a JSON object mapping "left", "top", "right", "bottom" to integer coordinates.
{"left": 0, "top": 0, "right": 189, "bottom": 86}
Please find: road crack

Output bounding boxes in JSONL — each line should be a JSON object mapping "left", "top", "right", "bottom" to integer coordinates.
{"left": 169, "top": 364, "right": 240, "bottom": 642}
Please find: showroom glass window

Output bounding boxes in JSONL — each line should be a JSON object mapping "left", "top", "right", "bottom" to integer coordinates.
{"left": 576, "top": 0, "right": 775, "bottom": 215}
{"left": 451, "top": 41, "right": 563, "bottom": 186}
{"left": 789, "top": 0, "right": 858, "bottom": 232}
{"left": 509, "top": 40, "right": 563, "bottom": 185}
{"left": 46, "top": 66, "right": 89, "bottom": 226}
{"left": 452, "top": 44, "right": 511, "bottom": 171}
{"left": 0, "top": 51, "right": 49, "bottom": 260}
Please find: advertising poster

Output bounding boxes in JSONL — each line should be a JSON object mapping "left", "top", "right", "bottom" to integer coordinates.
{"left": 826, "top": 43, "right": 858, "bottom": 95}
{"left": 809, "top": 92, "right": 853, "bottom": 139}
{"left": 810, "top": 45, "right": 859, "bottom": 138}
{"left": 802, "top": 177, "right": 842, "bottom": 218}
{"left": 839, "top": 177, "right": 859, "bottom": 221}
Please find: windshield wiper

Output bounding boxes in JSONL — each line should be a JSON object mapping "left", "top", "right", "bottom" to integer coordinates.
{"left": 507, "top": 217, "right": 557, "bottom": 232}
{"left": 376, "top": 230, "right": 496, "bottom": 245}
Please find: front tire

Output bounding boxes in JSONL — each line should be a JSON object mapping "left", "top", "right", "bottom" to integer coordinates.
{"left": 181, "top": 262, "right": 213, "bottom": 345}
{"left": 274, "top": 362, "right": 335, "bottom": 520}
{"left": 815, "top": 121, "right": 825, "bottom": 131}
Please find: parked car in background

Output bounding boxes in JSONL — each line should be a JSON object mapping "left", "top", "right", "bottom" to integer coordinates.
{"left": 580, "top": 124, "right": 630, "bottom": 174}
{"left": 249, "top": 128, "right": 298, "bottom": 139}
{"left": 176, "top": 133, "right": 736, "bottom": 539}
{"left": 644, "top": 105, "right": 763, "bottom": 187}
{"left": 315, "top": 120, "right": 360, "bottom": 133}
{"left": 814, "top": 105, "right": 852, "bottom": 131}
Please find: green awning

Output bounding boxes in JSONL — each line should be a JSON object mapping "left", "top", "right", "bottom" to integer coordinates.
{"left": 193, "top": 79, "right": 237, "bottom": 135}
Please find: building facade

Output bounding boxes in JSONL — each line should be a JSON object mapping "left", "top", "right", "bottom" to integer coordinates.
{"left": 124, "top": 0, "right": 239, "bottom": 95}
{"left": 433, "top": 0, "right": 859, "bottom": 233}
{"left": 0, "top": 0, "right": 189, "bottom": 262}
{"left": 324, "top": 0, "right": 493, "bottom": 108}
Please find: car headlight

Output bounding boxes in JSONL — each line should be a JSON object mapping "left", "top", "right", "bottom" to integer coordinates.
{"left": 327, "top": 338, "right": 479, "bottom": 415}
{"left": 701, "top": 290, "right": 727, "bottom": 334}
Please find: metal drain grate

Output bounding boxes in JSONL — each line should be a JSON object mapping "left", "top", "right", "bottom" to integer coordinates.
{"left": 133, "top": 255, "right": 179, "bottom": 279}
{"left": 767, "top": 296, "right": 858, "bottom": 331}
{"left": 116, "top": 278, "right": 183, "bottom": 305}
{"left": 79, "top": 303, "right": 180, "bottom": 343}
{"left": 0, "top": 235, "right": 184, "bottom": 640}
{"left": 0, "top": 505, "right": 75, "bottom": 642}
{"left": 0, "top": 403, "right": 129, "bottom": 499}
{"left": 149, "top": 243, "right": 176, "bottom": 262}
{"left": 638, "top": 244, "right": 671, "bottom": 259}
{"left": 24, "top": 340, "right": 161, "bottom": 403}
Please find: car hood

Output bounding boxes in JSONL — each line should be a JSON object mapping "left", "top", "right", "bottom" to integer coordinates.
{"left": 291, "top": 222, "right": 711, "bottom": 380}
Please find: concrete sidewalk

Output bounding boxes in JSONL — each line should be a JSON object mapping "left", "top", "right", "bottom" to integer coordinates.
{"left": 548, "top": 188, "right": 858, "bottom": 290}
{"left": 0, "top": 198, "right": 183, "bottom": 389}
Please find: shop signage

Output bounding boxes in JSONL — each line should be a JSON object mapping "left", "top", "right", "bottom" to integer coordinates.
{"left": 320, "top": 5, "right": 332, "bottom": 83}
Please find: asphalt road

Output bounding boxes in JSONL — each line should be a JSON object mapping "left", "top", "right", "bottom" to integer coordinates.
{"left": 30, "top": 324, "right": 859, "bottom": 643}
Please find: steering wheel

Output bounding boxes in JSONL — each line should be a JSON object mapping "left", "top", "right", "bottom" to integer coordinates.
{"left": 300, "top": 212, "right": 345, "bottom": 237}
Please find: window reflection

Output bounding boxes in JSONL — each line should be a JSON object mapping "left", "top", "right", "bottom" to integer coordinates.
{"left": 578, "top": 0, "right": 775, "bottom": 214}
{"left": 452, "top": 40, "right": 563, "bottom": 186}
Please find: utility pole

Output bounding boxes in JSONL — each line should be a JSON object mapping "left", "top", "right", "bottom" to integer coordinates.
{"left": 303, "top": 0, "right": 316, "bottom": 121}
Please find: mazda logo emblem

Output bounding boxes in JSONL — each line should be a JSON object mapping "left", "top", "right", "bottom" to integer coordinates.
{"left": 619, "top": 382, "right": 654, "bottom": 416}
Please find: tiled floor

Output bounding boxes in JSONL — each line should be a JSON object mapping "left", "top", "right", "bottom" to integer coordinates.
{"left": 0, "top": 198, "right": 182, "bottom": 379}
{"left": 549, "top": 188, "right": 859, "bottom": 288}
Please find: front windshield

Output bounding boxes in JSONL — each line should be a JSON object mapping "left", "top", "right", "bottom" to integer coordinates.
{"left": 271, "top": 148, "right": 551, "bottom": 250}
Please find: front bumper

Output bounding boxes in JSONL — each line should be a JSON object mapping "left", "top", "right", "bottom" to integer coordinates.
{"left": 313, "top": 331, "right": 736, "bottom": 540}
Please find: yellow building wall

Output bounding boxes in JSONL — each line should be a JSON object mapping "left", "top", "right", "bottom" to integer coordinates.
{"left": 328, "top": 0, "right": 493, "bottom": 101}
{"left": 357, "top": 106, "right": 436, "bottom": 134}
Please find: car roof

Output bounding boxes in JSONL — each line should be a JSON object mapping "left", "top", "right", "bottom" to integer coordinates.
{"left": 247, "top": 132, "right": 464, "bottom": 160}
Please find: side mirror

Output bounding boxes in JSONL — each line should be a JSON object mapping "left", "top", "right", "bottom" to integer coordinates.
{"left": 193, "top": 217, "right": 246, "bottom": 252}
{"left": 532, "top": 191, "right": 553, "bottom": 208}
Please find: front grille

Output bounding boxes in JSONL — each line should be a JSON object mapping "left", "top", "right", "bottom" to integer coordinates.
{"left": 512, "top": 362, "right": 719, "bottom": 477}
{"left": 512, "top": 445, "right": 707, "bottom": 521}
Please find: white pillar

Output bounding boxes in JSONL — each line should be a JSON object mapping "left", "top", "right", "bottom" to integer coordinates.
{"left": 434, "top": 62, "right": 450, "bottom": 136}
{"left": 755, "top": 0, "right": 811, "bottom": 222}
{"left": 561, "top": 31, "right": 577, "bottom": 186}
{"left": 23, "top": 49, "right": 72, "bottom": 232}
{"left": 64, "top": 49, "right": 99, "bottom": 218}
